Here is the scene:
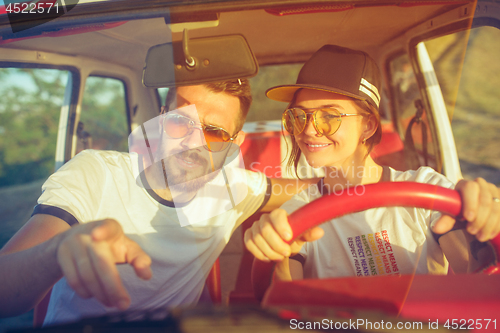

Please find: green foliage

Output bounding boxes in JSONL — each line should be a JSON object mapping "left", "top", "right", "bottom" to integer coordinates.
{"left": 457, "top": 27, "right": 500, "bottom": 117}
{"left": 0, "top": 68, "right": 67, "bottom": 187}
{"left": 80, "top": 77, "right": 128, "bottom": 152}
{"left": 247, "top": 64, "right": 302, "bottom": 122}
{"left": 453, "top": 27, "right": 500, "bottom": 170}
{"left": 0, "top": 70, "right": 129, "bottom": 188}
{"left": 425, "top": 26, "right": 500, "bottom": 173}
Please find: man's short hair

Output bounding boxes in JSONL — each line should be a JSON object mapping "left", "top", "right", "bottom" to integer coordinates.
{"left": 165, "top": 79, "right": 252, "bottom": 133}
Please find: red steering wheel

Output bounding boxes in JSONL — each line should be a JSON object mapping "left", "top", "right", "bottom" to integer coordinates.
{"left": 251, "top": 182, "right": 500, "bottom": 301}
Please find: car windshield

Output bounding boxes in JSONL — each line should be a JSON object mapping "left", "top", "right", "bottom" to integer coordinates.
{"left": 1, "top": 0, "right": 499, "bottom": 331}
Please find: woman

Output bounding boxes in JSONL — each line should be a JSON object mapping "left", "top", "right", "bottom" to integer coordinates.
{"left": 244, "top": 45, "right": 500, "bottom": 280}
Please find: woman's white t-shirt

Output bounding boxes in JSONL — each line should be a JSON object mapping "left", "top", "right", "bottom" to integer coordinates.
{"left": 281, "top": 167, "right": 455, "bottom": 279}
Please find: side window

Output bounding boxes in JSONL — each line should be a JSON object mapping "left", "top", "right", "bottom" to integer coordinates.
{"left": 156, "top": 64, "right": 303, "bottom": 122}
{"left": 389, "top": 54, "right": 420, "bottom": 128}
{"left": 0, "top": 67, "right": 69, "bottom": 247}
{"left": 78, "top": 76, "right": 129, "bottom": 153}
{"left": 247, "top": 63, "right": 302, "bottom": 122}
{"left": 157, "top": 87, "right": 169, "bottom": 108}
{"left": 425, "top": 27, "right": 500, "bottom": 185}
{"left": 388, "top": 54, "right": 435, "bottom": 170}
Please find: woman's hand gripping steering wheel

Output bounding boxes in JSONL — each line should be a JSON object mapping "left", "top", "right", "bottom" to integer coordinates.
{"left": 246, "top": 182, "right": 500, "bottom": 301}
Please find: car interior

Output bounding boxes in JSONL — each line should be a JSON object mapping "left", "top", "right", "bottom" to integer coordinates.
{"left": 1, "top": 0, "right": 500, "bottom": 331}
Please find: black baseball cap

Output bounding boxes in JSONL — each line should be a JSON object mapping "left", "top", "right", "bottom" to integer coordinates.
{"left": 266, "top": 45, "right": 382, "bottom": 109}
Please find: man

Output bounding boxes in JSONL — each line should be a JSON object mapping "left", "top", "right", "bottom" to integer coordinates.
{"left": 0, "top": 80, "right": 316, "bottom": 324}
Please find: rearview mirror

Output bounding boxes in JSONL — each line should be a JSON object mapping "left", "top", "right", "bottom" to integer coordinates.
{"left": 143, "top": 34, "right": 258, "bottom": 87}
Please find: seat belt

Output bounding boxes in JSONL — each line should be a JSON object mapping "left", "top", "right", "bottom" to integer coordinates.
{"left": 77, "top": 121, "right": 92, "bottom": 150}
{"left": 404, "top": 99, "right": 428, "bottom": 168}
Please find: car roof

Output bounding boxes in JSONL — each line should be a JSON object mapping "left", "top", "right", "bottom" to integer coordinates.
{"left": 0, "top": 0, "right": 474, "bottom": 71}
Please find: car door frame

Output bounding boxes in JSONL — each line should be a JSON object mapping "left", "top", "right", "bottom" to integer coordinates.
{"left": 381, "top": 1, "right": 500, "bottom": 183}
{"left": 0, "top": 47, "right": 155, "bottom": 171}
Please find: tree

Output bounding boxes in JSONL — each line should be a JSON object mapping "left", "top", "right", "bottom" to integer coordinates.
{"left": 0, "top": 68, "right": 66, "bottom": 187}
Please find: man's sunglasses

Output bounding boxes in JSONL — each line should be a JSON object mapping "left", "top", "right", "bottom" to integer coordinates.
{"left": 162, "top": 113, "right": 237, "bottom": 152}
{"left": 282, "top": 107, "right": 363, "bottom": 137}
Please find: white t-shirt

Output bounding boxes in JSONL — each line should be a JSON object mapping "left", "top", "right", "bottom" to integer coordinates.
{"left": 35, "top": 150, "right": 268, "bottom": 325}
{"left": 281, "top": 166, "right": 455, "bottom": 279}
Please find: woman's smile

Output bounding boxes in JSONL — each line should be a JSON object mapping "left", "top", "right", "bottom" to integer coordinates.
{"left": 303, "top": 141, "right": 333, "bottom": 152}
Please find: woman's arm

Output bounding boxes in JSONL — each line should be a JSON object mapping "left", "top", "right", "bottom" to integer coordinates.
{"left": 274, "top": 257, "right": 304, "bottom": 281}
{"left": 439, "top": 231, "right": 483, "bottom": 274}
{"left": 432, "top": 178, "right": 500, "bottom": 273}
{"left": 260, "top": 178, "right": 319, "bottom": 212}
{"left": 432, "top": 178, "right": 500, "bottom": 242}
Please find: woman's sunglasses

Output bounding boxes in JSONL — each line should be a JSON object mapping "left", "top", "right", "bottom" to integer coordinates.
{"left": 162, "top": 113, "right": 237, "bottom": 152}
{"left": 282, "top": 107, "right": 363, "bottom": 136}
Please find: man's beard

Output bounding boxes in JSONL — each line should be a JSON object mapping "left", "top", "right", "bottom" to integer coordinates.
{"left": 161, "top": 149, "right": 220, "bottom": 193}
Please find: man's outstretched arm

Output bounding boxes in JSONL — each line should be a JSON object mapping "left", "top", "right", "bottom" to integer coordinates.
{"left": 0, "top": 215, "right": 152, "bottom": 318}
{"left": 260, "top": 177, "right": 319, "bottom": 212}
{"left": 0, "top": 214, "right": 69, "bottom": 317}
